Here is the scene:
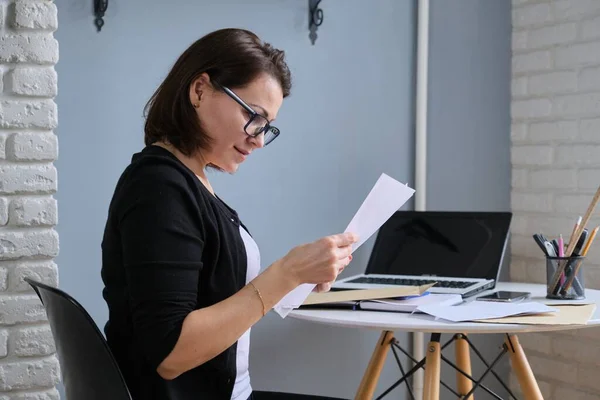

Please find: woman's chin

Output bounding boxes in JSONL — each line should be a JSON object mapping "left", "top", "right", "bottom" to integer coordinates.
{"left": 208, "top": 159, "right": 239, "bottom": 174}
{"left": 221, "top": 162, "right": 240, "bottom": 174}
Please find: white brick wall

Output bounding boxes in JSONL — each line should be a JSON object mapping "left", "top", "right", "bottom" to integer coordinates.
{"left": 512, "top": 1, "right": 600, "bottom": 398}
{"left": 0, "top": 1, "right": 60, "bottom": 398}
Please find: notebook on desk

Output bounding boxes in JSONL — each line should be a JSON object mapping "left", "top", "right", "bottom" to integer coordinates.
{"left": 299, "top": 294, "right": 464, "bottom": 312}
{"left": 333, "top": 211, "right": 512, "bottom": 298}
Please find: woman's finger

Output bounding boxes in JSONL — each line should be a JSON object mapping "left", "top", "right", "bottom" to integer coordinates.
{"left": 336, "top": 245, "right": 353, "bottom": 260}
{"left": 317, "top": 282, "right": 332, "bottom": 292}
{"left": 336, "top": 254, "right": 352, "bottom": 274}
{"left": 329, "top": 232, "right": 359, "bottom": 247}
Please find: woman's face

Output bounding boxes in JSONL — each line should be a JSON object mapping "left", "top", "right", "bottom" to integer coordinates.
{"left": 190, "top": 72, "right": 284, "bottom": 173}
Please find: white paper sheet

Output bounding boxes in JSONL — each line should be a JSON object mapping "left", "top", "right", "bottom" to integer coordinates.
{"left": 344, "top": 173, "right": 416, "bottom": 253}
{"left": 273, "top": 173, "right": 415, "bottom": 318}
{"left": 360, "top": 294, "right": 463, "bottom": 313}
{"left": 273, "top": 283, "right": 315, "bottom": 317}
{"left": 416, "top": 302, "right": 558, "bottom": 323}
{"left": 530, "top": 296, "right": 594, "bottom": 306}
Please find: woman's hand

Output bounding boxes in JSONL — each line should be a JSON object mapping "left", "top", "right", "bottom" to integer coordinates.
{"left": 313, "top": 252, "right": 353, "bottom": 293}
{"left": 279, "top": 232, "right": 359, "bottom": 290}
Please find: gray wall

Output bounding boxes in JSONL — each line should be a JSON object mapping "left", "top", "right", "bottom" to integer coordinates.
{"left": 54, "top": 0, "right": 511, "bottom": 398}
{"left": 428, "top": 0, "right": 511, "bottom": 215}
{"left": 427, "top": 0, "right": 512, "bottom": 396}
{"left": 55, "top": 0, "right": 415, "bottom": 398}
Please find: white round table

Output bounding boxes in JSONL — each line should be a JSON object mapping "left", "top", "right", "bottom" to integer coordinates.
{"left": 288, "top": 282, "right": 600, "bottom": 333}
{"left": 287, "top": 282, "right": 600, "bottom": 400}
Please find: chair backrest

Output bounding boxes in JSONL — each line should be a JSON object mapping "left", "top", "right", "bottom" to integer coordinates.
{"left": 25, "top": 278, "right": 132, "bottom": 400}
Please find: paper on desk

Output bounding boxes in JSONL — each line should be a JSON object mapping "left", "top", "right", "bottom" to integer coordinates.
{"left": 417, "top": 302, "right": 558, "bottom": 323}
{"left": 360, "top": 293, "right": 463, "bottom": 313}
{"left": 530, "top": 296, "right": 594, "bottom": 306}
{"left": 273, "top": 173, "right": 415, "bottom": 318}
{"left": 482, "top": 304, "right": 596, "bottom": 325}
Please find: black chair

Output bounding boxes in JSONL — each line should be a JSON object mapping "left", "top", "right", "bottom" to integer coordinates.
{"left": 26, "top": 278, "right": 347, "bottom": 400}
{"left": 25, "top": 278, "right": 132, "bottom": 400}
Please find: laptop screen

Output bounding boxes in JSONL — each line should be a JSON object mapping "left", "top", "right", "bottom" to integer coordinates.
{"left": 364, "top": 211, "right": 512, "bottom": 280}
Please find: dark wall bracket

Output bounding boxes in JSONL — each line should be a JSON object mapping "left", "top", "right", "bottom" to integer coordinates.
{"left": 94, "top": 0, "right": 109, "bottom": 32}
{"left": 308, "top": 0, "right": 324, "bottom": 45}
{"left": 94, "top": 1, "right": 322, "bottom": 39}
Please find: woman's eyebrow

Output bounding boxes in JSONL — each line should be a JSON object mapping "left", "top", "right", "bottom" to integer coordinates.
{"left": 249, "top": 103, "right": 270, "bottom": 119}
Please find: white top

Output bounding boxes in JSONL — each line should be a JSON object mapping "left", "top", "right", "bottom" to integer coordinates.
{"left": 288, "top": 282, "right": 600, "bottom": 334}
{"left": 231, "top": 226, "right": 261, "bottom": 400}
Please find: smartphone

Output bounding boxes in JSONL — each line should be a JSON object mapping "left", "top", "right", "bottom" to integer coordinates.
{"left": 475, "top": 291, "right": 530, "bottom": 302}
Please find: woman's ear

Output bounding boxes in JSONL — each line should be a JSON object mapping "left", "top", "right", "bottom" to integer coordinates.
{"left": 188, "top": 73, "right": 211, "bottom": 107}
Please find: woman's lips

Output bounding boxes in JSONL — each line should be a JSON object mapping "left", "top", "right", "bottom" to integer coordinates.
{"left": 234, "top": 146, "right": 250, "bottom": 156}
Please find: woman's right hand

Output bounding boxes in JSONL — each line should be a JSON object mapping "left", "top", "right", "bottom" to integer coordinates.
{"left": 279, "top": 232, "right": 359, "bottom": 289}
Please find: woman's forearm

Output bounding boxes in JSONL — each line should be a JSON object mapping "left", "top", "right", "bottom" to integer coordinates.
{"left": 156, "top": 260, "right": 297, "bottom": 380}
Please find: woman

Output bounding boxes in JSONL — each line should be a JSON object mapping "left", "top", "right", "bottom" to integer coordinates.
{"left": 100, "top": 28, "right": 358, "bottom": 400}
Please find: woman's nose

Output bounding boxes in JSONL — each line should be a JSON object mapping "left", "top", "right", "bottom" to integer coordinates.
{"left": 248, "top": 133, "right": 265, "bottom": 149}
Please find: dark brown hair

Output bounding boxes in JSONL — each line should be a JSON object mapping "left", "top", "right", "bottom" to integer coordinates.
{"left": 143, "top": 28, "right": 292, "bottom": 156}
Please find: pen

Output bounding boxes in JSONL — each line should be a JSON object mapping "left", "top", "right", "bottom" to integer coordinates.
{"left": 533, "top": 234, "right": 548, "bottom": 255}
{"left": 558, "top": 234, "right": 565, "bottom": 285}
{"left": 564, "top": 229, "right": 588, "bottom": 293}
{"left": 573, "top": 229, "right": 589, "bottom": 256}
{"left": 552, "top": 239, "right": 560, "bottom": 256}
{"left": 544, "top": 241, "right": 557, "bottom": 257}
{"left": 561, "top": 226, "right": 599, "bottom": 294}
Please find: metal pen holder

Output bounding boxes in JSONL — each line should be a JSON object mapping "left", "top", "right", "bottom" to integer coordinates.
{"left": 546, "top": 255, "right": 586, "bottom": 300}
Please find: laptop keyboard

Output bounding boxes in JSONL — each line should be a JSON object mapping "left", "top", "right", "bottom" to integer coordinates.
{"left": 345, "top": 277, "right": 477, "bottom": 289}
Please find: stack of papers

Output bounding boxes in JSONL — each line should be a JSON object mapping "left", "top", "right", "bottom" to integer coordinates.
{"left": 482, "top": 304, "right": 596, "bottom": 325}
{"left": 359, "top": 294, "right": 463, "bottom": 313}
{"left": 417, "top": 302, "right": 558, "bottom": 323}
{"left": 415, "top": 301, "right": 596, "bottom": 325}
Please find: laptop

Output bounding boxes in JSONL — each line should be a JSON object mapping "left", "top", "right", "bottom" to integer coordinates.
{"left": 333, "top": 211, "right": 512, "bottom": 298}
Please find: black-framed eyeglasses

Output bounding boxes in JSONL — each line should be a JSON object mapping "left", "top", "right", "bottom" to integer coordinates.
{"left": 213, "top": 81, "right": 280, "bottom": 146}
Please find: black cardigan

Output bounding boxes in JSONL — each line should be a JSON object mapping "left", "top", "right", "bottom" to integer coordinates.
{"left": 101, "top": 145, "right": 249, "bottom": 399}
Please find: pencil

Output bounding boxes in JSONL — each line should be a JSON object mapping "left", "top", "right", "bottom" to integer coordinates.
{"left": 568, "top": 216, "right": 582, "bottom": 248}
{"left": 549, "top": 186, "right": 600, "bottom": 294}
{"left": 561, "top": 226, "right": 599, "bottom": 294}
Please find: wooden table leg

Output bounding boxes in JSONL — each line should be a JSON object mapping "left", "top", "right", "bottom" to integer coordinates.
{"left": 504, "top": 334, "right": 544, "bottom": 400}
{"left": 355, "top": 330, "right": 394, "bottom": 400}
{"left": 423, "top": 335, "right": 441, "bottom": 400}
{"left": 455, "top": 333, "right": 474, "bottom": 400}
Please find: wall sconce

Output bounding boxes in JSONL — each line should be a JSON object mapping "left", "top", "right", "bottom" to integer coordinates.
{"left": 309, "top": 0, "right": 324, "bottom": 45}
{"left": 93, "top": 1, "right": 323, "bottom": 39}
{"left": 94, "top": 0, "right": 108, "bottom": 32}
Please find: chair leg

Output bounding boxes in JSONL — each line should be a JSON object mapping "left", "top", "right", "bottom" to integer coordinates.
{"left": 504, "top": 334, "right": 543, "bottom": 400}
{"left": 422, "top": 338, "right": 441, "bottom": 400}
{"left": 354, "top": 331, "right": 394, "bottom": 400}
{"left": 455, "top": 334, "right": 474, "bottom": 400}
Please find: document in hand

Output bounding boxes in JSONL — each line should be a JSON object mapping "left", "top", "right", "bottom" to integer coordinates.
{"left": 273, "top": 173, "right": 416, "bottom": 318}
{"left": 417, "top": 302, "right": 557, "bottom": 323}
